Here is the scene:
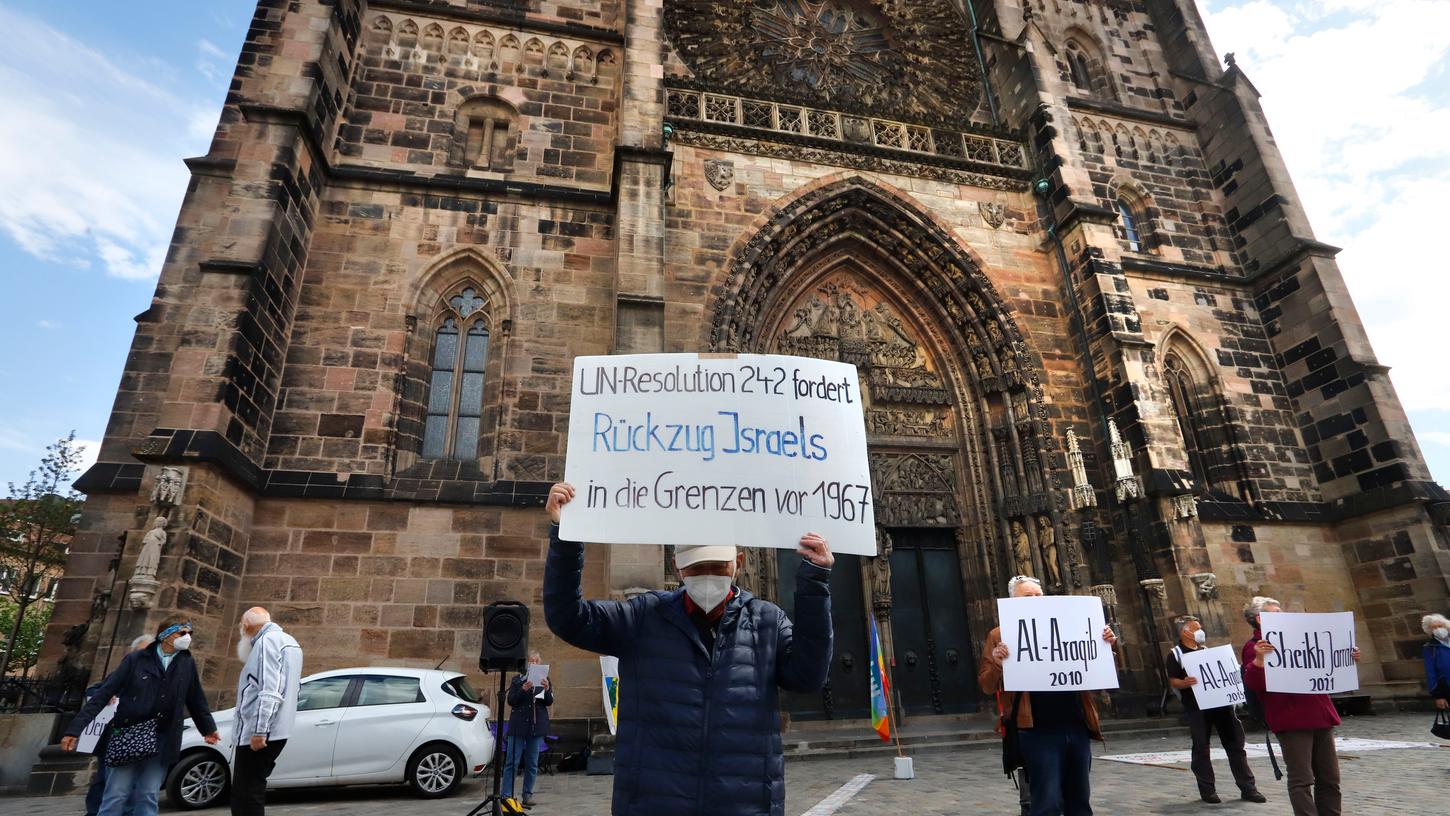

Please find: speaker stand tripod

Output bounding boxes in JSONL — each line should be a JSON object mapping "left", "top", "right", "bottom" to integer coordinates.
{"left": 464, "top": 669, "right": 516, "bottom": 816}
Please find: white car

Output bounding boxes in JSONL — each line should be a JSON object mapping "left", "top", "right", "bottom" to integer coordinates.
{"left": 169, "top": 667, "right": 495, "bottom": 808}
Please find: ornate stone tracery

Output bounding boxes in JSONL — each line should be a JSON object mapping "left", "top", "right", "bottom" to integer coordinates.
{"left": 664, "top": 0, "right": 982, "bottom": 125}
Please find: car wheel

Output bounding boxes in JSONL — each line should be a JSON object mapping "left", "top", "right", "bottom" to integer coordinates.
{"left": 169, "top": 751, "right": 230, "bottom": 810}
{"left": 407, "top": 743, "right": 465, "bottom": 799}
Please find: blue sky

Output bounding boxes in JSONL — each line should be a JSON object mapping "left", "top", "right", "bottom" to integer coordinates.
{"left": 1, "top": 0, "right": 1447, "bottom": 490}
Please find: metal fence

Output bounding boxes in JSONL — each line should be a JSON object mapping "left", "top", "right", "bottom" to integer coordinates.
{"left": 0, "top": 675, "right": 84, "bottom": 714}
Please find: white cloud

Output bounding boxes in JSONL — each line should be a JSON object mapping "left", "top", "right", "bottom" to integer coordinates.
{"left": 196, "top": 38, "right": 228, "bottom": 81}
{"left": 1201, "top": 2, "right": 1450, "bottom": 416}
{"left": 0, "top": 7, "right": 219, "bottom": 283}
{"left": 35, "top": 319, "right": 57, "bottom": 330}
{"left": 1421, "top": 431, "right": 1450, "bottom": 447}
{"left": 72, "top": 438, "right": 101, "bottom": 477}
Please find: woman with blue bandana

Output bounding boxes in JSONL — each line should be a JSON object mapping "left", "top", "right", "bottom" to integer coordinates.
{"left": 61, "top": 617, "right": 220, "bottom": 816}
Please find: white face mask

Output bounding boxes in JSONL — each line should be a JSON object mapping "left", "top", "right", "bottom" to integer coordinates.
{"left": 1193, "top": 629, "right": 1207, "bottom": 645}
{"left": 173, "top": 634, "right": 193, "bottom": 651}
{"left": 682, "top": 575, "right": 732, "bottom": 612}
{"left": 1434, "top": 627, "right": 1449, "bottom": 642}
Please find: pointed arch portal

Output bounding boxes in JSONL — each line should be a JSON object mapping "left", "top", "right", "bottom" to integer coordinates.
{"left": 711, "top": 178, "right": 1075, "bottom": 719}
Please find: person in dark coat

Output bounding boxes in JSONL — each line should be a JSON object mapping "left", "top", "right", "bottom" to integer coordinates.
{"left": 62, "top": 618, "right": 221, "bottom": 816}
{"left": 1422, "top": 613, "right": 1450, "bottom": 712}
{"left": 542, "top": 482, "right": 833, "bottom": 816}
{"left": 82, "top": 635, "right": 154, "bottom": 816}
{"left": 501, "top": 650, "right": 554, "bottom": 806}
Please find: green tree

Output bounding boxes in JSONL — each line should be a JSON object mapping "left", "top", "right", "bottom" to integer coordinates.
{"left": 0, "top": 434, "right": 82, "bottom": 675}
{"left": 0, "top": 597, "right": 54, "bottom": 674}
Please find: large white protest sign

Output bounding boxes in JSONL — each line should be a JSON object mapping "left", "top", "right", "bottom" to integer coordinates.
{"left": 1260, "top": 611, "right": 1359, "bottom": 694}
{"left": 77, "top": 698, "right": 118, "bottom": 754}
{"left": 1179, "top": 645, "right": 1245, "bottom": 710}
{"left": 561, "top": 353, "right": 876, "bottom": 555}
{"left": 997, "top": 596, "right": 1118, "bottom": 692}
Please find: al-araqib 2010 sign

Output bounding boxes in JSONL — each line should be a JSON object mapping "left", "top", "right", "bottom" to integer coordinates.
{"left": 560, "top": 353, "right": 877, "bottom": 555}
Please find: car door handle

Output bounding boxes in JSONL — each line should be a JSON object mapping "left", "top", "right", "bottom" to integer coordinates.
{"left": 313, "top": 719, "right": 337, "bottom": 727}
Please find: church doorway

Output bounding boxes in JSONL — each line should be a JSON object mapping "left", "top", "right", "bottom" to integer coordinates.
{"left": 776, "top": 553, "right": 870, "bottom": 720}
{"left": 888, "top": 528, "right": 977, "bottom": 715}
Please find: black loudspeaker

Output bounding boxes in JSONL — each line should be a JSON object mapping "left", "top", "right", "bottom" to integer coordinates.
{"left": 480, "top": 601, "right": 529, "bottom": 672}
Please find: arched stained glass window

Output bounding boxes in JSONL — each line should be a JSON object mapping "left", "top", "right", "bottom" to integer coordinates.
{"left": 1165, "top": 354, "right": 1211, "bottom": 487}
{"left": 422, "top": 288, "right": 492, "bottom": 460}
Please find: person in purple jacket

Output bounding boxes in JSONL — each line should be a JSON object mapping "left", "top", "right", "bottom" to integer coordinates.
{"left": 1240, "top": 597, "right": 1359, "bottom": 816}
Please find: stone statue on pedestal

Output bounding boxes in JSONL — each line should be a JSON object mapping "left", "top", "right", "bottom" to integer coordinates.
{"left": 1010, "top": 520, "right": 1032, "bottom": 576}
{"left": 1037, "top": 515, "right": 1062, "bottom": 590}
{"left": 129, "top": 516, "right": 167, "bottom": 609}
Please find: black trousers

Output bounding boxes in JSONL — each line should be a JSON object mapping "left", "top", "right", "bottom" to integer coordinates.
{"left": 1187, "top": 709, "right": 1256, "bottom": 797}
{"left": 231, "top": 739, "right": 287, "bottom": 816}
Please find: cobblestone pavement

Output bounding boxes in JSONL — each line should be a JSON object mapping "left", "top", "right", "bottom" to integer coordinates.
{"left": 9, "top": 713, "right": 1448, "bottom": 816}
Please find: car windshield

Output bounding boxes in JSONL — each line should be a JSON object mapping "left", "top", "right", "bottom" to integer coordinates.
{"left": 442, "top": 676, "right": 482, "bottom": 703}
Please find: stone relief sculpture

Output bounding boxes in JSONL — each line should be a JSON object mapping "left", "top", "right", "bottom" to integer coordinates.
{"left": 150, "top": 466, "right": 185, "bottom": 507}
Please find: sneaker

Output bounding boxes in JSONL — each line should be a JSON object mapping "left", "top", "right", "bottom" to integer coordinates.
{"left": 1201, "top": 793, "right": 1222, "bottom": 804}
{"left": 1241, "top": 790, "right": 1267, "bottom": 803}
{"left": 523, "top": 796, "right": 537, "bottom": 808}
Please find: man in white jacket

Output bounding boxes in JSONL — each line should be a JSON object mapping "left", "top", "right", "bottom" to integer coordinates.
{"left": 232, "top": 607, "right": 302, "bottom": 816}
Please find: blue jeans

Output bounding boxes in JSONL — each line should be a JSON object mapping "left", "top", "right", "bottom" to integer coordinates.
{"left": 500, "top": 735, "right": 544, "bottom": 799}
{"left": 1019, "top": 727, "right": 1093, "bottom": 816}
{"left": 98, "top": 755, "right": 167, "bottom": 816}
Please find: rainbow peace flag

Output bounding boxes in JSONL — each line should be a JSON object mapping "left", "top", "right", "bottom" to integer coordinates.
{"left": 868, "top": 614, "right": 892, "bottom": 742}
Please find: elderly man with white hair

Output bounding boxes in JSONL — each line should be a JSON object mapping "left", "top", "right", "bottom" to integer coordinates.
{"left": 979, "top": 575, "right": 1119, "bottom": 816}
{"left": 1422, "top": 613, "right": 1450, "bottom": 711}
{"left": 541, "top": 482, "right": 833, "bottom": 816}
{"left": 232, "top": 606, "right": 303, "bottom": 816}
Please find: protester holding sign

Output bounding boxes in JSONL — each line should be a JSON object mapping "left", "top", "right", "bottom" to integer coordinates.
{"left": 1418, "top": 613, "right": 1450, "bottom": 711}
{"left": 543, "top": 481, "right": 833, "bottom": 816}
{"left": 1241, "top": 597, "right": 1360, "bottom": 816}
{"left": 82, "top": 635, "right": 153, "bottom": 816}
{"left": 979, "top": 575, "right": 1119, "bottom": 816}
{"left": 1164, "top": 616, "right": 1265, "bottom": 805}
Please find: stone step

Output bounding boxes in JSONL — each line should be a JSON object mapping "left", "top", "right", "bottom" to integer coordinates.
{"left": 781, "top": 716, "right": 1189, "bottom": 761}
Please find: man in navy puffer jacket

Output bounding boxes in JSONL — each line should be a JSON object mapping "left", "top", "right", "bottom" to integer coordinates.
{"left": 542, "top": 482, "right": 833, "bottom": 816}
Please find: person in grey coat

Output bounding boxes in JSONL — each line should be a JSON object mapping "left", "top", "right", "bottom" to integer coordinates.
{"left": 231, "top": 607, "right": 303, "bottom": 816}
{"left": 542, "top": 482, "right": 833, "bottom": 816}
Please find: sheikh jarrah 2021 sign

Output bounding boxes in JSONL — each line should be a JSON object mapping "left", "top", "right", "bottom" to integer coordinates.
{"left": 1259, "top": 611, "right": 1359, "bottom": 694}
{"left": 560, "top": 353, "right": 877, "bottom": 555}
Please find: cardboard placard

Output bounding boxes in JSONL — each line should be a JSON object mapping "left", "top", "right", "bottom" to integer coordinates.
{"left": 77, "top": 698, "right": 117, "bottom": 755}
{"left": 1260, "top": 611, "right": 1359, "bottom": 694}
{"left": 561, "top": 353, "right": 876, "bottom": 555}
{"left": 997, "top": 595, "right": 1118, "bottom": 692}
{"left": 1179, "top": 644, "right": 1245, "bottom": 710}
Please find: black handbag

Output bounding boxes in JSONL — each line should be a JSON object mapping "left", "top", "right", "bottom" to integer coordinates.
{"left": 1432, "top": 710, "right": 1450, "bottom": 741}
{"left": 105, "top": 717, "right": 160, "bottom": 767}
{"left": 1001, "top": 692, "right": 1025, "bottom": 776}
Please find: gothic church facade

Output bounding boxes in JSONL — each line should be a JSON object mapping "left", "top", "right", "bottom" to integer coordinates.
{"left": 45, "top": 0, "right": 1450, "bottom": 724}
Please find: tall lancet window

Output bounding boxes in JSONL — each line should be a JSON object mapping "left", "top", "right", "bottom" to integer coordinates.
{"left": 423, "top": 287, "right": 491, "bottom": 460}
{"left": 1164, "top": 352, "right": 1213, "bottom": 488}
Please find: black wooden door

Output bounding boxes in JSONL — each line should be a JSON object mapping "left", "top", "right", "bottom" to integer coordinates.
{"left": 889, "top": 529, "right": 978, "bottom": 715}
{"left": 777, "top": 552, "right": 870, "bottom": 720}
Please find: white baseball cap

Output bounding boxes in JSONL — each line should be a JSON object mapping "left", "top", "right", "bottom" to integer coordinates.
{"left": 674, "top": 544, "right": 738, "bottom": 569}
